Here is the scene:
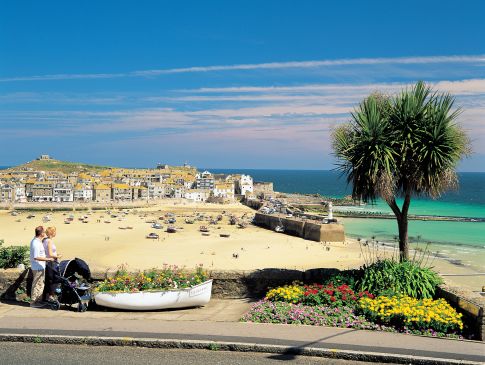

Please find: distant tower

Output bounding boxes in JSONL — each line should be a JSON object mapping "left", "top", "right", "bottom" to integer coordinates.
{"left": 327, "top": 202, "right": 333, "bottom": 220}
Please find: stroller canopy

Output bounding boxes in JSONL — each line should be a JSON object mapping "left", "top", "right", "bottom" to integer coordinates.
{"left": 59, "top": 258, "right": 92, "bottom": 281}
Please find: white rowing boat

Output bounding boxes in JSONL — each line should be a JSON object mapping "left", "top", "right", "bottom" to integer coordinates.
{"left": 94, "top": 280, "right": 212, "bottom": 310}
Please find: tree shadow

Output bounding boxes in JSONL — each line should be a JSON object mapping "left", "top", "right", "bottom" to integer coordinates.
{"left": 0, "top": 268, "right": 31, "bottom": 302}
{"left": 266, "top": 328, "right": 359, "bottom": 361}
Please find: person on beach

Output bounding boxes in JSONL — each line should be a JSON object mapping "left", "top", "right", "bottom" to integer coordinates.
{"left": 43, "top": 226, "right": 62, "bottom": 302}
{"left": 29, "top": 226, "right": 54, "bottom": 308}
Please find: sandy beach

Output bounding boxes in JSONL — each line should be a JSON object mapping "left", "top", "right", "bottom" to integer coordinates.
{"left": 0, "top": 202, "right": 363, "bottom": 272}
{"left": 1, "top": 201, "right": 482, "bottom": 291}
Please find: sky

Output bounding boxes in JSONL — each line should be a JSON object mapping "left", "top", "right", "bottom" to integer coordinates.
{"left": 1, "top": 1, "right": 484, "bottom": 171}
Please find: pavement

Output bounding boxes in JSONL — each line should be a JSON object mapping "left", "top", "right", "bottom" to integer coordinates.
{"left": 0, "top": 299, "right": 484, "bottom": 364}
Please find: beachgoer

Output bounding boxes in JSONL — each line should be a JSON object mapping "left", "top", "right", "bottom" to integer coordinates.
{"left": 29, "top": 226, "right": 54, "bottom": 308}
{"left": 43, "top": 227, "right": 61, "bottom": 301}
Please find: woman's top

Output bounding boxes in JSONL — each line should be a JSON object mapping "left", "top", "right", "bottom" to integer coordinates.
{"left": 42, "top": 238, "right": 57, "bottom": 259}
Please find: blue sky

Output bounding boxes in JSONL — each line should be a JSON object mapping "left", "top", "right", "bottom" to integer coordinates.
{"left": 1, "top": 0, "right": 484, "bottom": 170}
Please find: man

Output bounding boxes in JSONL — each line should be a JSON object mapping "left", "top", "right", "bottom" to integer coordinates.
{"left": 29, "top": 226, "right": 54, "bottom": 308}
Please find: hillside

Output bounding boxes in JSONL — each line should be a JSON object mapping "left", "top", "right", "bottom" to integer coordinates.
{"left": 7, "top": 159, "right": 113, "bottom": 174}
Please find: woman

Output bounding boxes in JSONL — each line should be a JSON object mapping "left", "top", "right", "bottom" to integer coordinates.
{"left": 43, "top": 226, "right": 62, "bottom": 301}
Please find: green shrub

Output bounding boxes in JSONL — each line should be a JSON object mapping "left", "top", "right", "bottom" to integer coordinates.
{"left": 0, "top": 240, "right": 30, "bottom": 269}
{"left": 357, "top": 259, "right": 442, "bottom": 299}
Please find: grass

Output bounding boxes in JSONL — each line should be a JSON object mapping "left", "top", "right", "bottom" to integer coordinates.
{"left": 10, "top": 159, "right": 112, "bottom": 174}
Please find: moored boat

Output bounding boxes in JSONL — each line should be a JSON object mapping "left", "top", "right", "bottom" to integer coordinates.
{"left": 166, "top": 225, "right": 177, "bottom": 233}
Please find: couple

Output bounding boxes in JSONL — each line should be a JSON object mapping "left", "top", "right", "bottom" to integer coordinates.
{"left": 29, "top": 225, "right": 61, "bottom": 308}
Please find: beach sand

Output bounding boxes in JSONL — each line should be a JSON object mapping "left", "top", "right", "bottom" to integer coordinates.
{"left": 1, "top": 202, "right": 363, "bottom": 273}
{"left": 1, "top": 201, "right": 483, "bottom": 291}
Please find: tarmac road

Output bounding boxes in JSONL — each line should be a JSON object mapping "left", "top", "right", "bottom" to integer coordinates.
{"left": 0, "top": 342, "right": 383, "bottom": 365}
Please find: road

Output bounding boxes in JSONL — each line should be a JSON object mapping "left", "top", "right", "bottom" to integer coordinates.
{"left": 0, "top": 342, "right": 383, "bottom": 365}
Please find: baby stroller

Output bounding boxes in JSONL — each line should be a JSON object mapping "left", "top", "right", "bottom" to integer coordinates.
{"left": 46, "top": 257, "right": 92, "bottom": 312}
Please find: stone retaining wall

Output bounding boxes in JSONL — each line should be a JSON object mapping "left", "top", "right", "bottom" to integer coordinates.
{"left": 1, "top": 268, "right": 483, "bottom": 340}
{"left": 253, "top": 212, "right": 345, "bottom": 242}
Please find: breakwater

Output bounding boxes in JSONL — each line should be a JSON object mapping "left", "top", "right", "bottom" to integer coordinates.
{"left": 334, "top": 211, "right": 485, "bottom": 222}
{"left": 253, "top": 212, "right": 345, "bottom": 242}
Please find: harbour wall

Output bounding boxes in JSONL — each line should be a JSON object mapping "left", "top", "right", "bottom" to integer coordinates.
{"left": 253, "top": 212, "right": 345, "bottom": 242}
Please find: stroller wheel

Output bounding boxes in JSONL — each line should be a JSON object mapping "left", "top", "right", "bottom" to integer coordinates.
{"left": 77, "top": 303, "right": 88, "bottom": 313}
{"left": 50, "top": 301, "right": 61, "bottom": 311}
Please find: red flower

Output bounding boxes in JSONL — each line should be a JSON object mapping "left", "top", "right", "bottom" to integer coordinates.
{"left": 330, "top": 296, "right": 336, "bottom": 302}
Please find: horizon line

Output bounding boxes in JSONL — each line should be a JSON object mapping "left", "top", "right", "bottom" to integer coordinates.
{"left": 0, "top": 164, "right": 483, "bottom": 174}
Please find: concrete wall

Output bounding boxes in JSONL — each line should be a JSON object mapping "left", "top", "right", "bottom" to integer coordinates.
{"left": 244, "top": 199, "right": 264, "bottom": 210}
{"left": 253, "top": 212, "right": 345, "bottom": 242}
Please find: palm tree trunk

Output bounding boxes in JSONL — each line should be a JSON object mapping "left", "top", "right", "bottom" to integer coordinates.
{"left": 397, "top": 215, "right": 409, "bottom": 262}
{"left": 387, "top": 192, "right": 411, "bottom": 262}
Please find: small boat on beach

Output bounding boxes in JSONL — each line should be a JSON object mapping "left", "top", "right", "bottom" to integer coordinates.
{"left": 166, "top": 226, "right": 177, "bottom": 233}
{"left": 185, "top": 218, "right": 194, "bottom": 224}
{"left": 275, "top": 225, "right": 285, "bottom": 233}
{"left": 94, "top": 280, "right": 213, "bottom": 310}
{"left": 219, "top": 233, "right": 231, "bottom": 238}
{"left": 199, "top": 226, "right": 209, "bottom": 233}
{"left": 151, "top": 223, "right": 163, "bottom": 229}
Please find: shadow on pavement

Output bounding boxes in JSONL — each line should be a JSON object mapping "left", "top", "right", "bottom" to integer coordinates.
{"left": 266, "top": 329, "right": 359, "bottom": 361}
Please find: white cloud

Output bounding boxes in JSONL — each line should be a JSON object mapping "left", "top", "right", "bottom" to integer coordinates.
{"left": 1, "top": 55, "right": 484, "bottom": 82}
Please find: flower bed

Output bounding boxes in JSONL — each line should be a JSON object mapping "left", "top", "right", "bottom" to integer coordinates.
{"left": 241, "top": 300, "right": 385, "bottom": 331}
{"left": 95, "top": 265, "right": 208, "bottom": 293}
{"left": 241, "top": 281, "right": 464, "bottom": 339}
{"left": 359, "top": 295, "right": 463, "bottom": 334}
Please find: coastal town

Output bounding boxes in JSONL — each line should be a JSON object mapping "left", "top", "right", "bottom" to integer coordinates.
{"left": 0, "top": 155, "right": 274, "bottom": 205}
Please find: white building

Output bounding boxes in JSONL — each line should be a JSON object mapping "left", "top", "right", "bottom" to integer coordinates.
{"left": 14, "top": 184, "right": 26, "bottom": 202}
{"left": 184, "top": 189, "right": 211, "bottom": 202}
{"left": 213, "top": 182, "right": 235, "bottom": 201}
{"left": 144, "top": 182, "right": 166, "bottom": 199}
{"left": 172, "top": 186, "right": 186, "bottom": 199}
{"left": 196, "top": 171, "right": 215, "bottom": 190}
{"left": 53, "top": 182, "right": 74, "bottom": 202}
{"left": 0, "top": 184, "right": 14, "bottom": 202}
{"left": 73, "top": 184, "right": 93, "bottom": 201}
{"left": 237, "top": 174, "right": 253, "bottom": 195}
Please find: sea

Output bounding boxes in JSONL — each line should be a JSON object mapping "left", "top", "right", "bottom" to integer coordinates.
{"left": 209, "top": 169, "right": 485, "bottom": 274}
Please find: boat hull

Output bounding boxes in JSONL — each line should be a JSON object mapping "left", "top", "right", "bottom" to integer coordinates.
{"left": 94, "top": 280, "right": 212, "bottom": 310}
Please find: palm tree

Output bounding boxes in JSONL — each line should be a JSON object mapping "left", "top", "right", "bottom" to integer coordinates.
{"left": 332, "top": 82, "right": 470, "bottom": 261}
